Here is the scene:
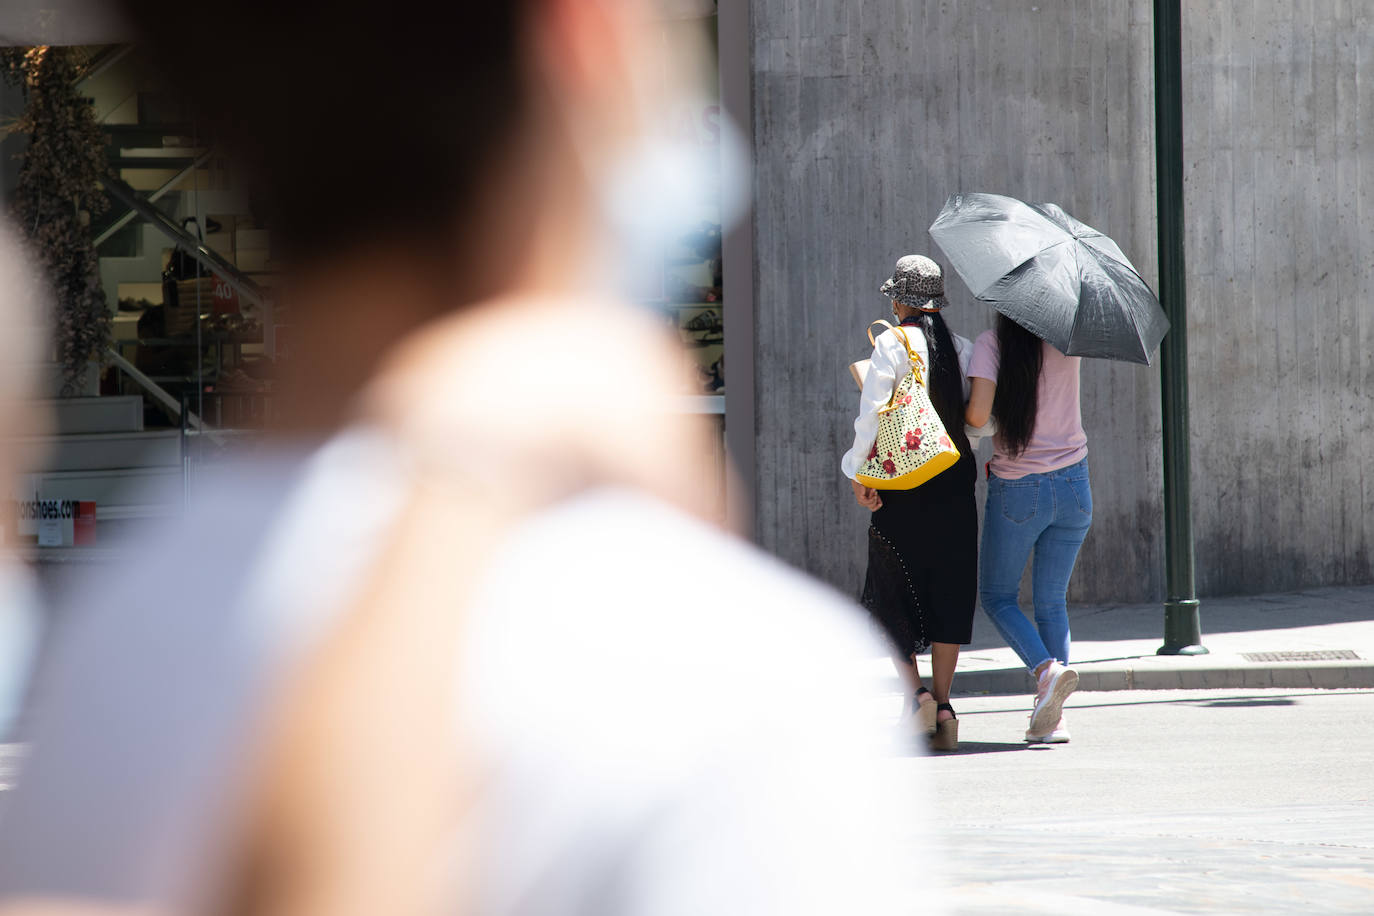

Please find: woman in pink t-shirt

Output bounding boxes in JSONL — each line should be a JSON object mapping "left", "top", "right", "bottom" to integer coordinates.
{"left": 966, "top": 315, "right": 1090, "bottom": 744}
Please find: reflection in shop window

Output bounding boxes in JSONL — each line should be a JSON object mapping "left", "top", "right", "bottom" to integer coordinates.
{"left": 638, "top": 6, "right": 724, "bottom": 398}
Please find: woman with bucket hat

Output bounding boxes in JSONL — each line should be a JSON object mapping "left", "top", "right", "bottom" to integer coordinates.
{"left": 842, "top": 255, "right": 978, "bottom": 751}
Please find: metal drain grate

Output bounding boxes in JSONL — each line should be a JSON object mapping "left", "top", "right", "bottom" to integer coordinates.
{"left": 1240, "top": 650, "right": 1361, "bottom": 662}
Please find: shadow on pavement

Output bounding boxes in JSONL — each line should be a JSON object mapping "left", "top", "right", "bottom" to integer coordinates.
{"left": 934, "top": 741, "right": 1027, "bottom": 756}
{"left": 954, "top": 691, "right": 1370, "bottom": 715}
{"left": 885, "top": 738, "right": 1027, "bottom": 758}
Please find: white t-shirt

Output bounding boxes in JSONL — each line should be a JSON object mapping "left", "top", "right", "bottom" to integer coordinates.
{"left": 0, "top": 431, "right": 929, "bottom": 914}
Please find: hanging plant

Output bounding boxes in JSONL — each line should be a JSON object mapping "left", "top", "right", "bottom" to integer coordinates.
{"left": 3, "top": 46, "right": 111, "bottom": 397}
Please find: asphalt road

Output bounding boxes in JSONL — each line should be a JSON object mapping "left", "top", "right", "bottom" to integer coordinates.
{"left": 2, "top": 689, "right": 1369, "bottom": 913}
{"left": 903, "top": 688, "right": 1374, "bottom": 914}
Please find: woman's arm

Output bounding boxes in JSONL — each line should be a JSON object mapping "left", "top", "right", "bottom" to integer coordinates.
{"left": 840, "top": 335, "right": 899, "bottom": 480}
{"left": 850, "top": 478, "right": 882, "bottom": 511}
{"left": 965, "top": 376, "right": 995, "bottom": 428}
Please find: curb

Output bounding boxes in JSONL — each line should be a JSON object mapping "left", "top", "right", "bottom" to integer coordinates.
{"left": 947, "top": 661, "right": 1374, "bottom": 696}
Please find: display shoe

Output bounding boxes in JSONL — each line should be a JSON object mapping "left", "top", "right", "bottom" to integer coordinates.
{"left": 929, "top": 703, "right": 959, "bottom": 752}
{"left": 1025, "top": 714, "right": 1071, "bottom": 744}
{"left": 1028, "top": 662, "right": 1078, "bottom": 739}
{"left": 913, "top": 687, "right": 938, "bottom": 737}
{"left": 685, "top": 309, "right": 721, "bottom": 332}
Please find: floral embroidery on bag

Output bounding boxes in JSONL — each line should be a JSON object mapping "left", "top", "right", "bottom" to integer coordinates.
{"left": 868, "top": 443, "right": 878, "bottom": 461}
{"left": 882, "top": 459, "right": 897, "bottom": 475}
{"left": 904, "top": 430, "right": 923, "bottom": 451}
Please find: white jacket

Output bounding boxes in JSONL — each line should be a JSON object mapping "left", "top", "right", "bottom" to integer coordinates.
{"left": 841, "top": 323, "right": 973, "bottom": 480}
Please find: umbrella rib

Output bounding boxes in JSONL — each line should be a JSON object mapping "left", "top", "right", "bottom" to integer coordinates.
{"left": 1080, "top": 254, "right": 1150, "bottom": 361}
{"left": 1121, "top": 275, "right": 1153, "bottom": 358}
{"left": 952, "top": 229, "right": 1070, "bottom": 298}
{"left": 1068, "top": 244, "right": 1110, "bottom": 355}
{"left": 1080, "top": 235, "right": 1136, "bottom": 271}
{"left": 999, "top": 235, "right": 1074, "bottom": 292}
{"left": 1070, "top": 244, "right": 1087, "bottom": 341}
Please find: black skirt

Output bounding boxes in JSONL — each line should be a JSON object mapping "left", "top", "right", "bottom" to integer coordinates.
{"left": 860, "top": 447, "right": 978, "bottom": 657}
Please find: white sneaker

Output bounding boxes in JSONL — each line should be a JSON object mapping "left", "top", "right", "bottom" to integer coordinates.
{"left": 1027, "top": 662, "right": 1078, "bottom": 739}
{"left": 1025, "top": 715, "right": 1070, "bottom": 744}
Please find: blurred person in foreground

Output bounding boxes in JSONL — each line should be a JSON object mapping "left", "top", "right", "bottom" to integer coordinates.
{"left": 0, "top": 2, "right": 928, "bottom": 915}
{"left": 0, "top": 222, "right": 49, "bottom": 746}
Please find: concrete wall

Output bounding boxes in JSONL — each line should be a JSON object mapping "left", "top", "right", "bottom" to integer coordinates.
{"left": 750, "top": 0, "right": 1374, "bottom": 604}
{"left": 1182, "top": 2, "right": 1374, "bottom": 595}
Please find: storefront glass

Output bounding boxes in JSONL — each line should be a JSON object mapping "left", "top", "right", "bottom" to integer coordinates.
{"left": 643, "top": 7, "right": 726, "bottom": 406}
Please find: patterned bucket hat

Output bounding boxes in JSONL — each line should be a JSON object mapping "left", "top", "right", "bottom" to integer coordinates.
{"left": 880, "top": 254, "right": 948, "bottom": 311}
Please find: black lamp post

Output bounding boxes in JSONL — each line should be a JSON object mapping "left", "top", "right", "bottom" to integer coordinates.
{"left": 1153, "top": 0, "right": 1207, "bottom": 655}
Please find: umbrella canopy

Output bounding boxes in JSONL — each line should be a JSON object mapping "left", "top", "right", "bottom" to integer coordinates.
{"left": 929, "top": 192, "right": 1169, "bottom": 365}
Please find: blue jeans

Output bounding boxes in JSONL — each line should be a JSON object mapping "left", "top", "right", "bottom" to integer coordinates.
{"left": 979, "top": 459, "right": 1092, "bottom": 673}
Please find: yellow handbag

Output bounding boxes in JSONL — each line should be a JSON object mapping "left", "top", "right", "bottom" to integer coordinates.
{"left": 854, "top": 321, "right": 960, "bottom": 490}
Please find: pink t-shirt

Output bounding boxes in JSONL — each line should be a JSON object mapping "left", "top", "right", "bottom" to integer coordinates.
{"left": 967, "top": 329, "right": 1087, "bottom": 480}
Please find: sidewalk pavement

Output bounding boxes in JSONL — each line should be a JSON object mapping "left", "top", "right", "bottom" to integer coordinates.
{"left": 870, "top": 584, "right": 1374, "bottom": 696}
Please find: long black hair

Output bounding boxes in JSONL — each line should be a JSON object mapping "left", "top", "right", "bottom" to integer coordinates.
{"left": 908, "top": 312, "right": 971, "bottom": 457}
{"left": 990, "top": 313, "right": 1044, "bottom": 457}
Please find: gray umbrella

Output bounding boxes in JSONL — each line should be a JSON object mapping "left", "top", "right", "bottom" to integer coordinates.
{"left": 929, "top": 192, "right": 1169, "bottom": 365}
